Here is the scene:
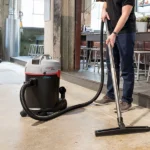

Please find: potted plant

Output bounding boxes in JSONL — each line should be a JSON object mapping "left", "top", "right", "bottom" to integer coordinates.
{"left": 136, "top": 16, "right": 149, "bottom": 32}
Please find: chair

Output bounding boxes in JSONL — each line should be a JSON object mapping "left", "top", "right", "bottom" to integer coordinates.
{"left": 28, "top": 44, "right": 37, "bottom": 56}
{"left": 37, "top": 45, "right": 44, "bottom": 55}
{"left": 28, "top": 44, "right": 44, "bottom": 57}
{"left": 134, "top": 41, "right": 150, "bottom": 80}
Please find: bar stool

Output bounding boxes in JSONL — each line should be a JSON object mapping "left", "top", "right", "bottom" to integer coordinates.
{"left": 94, "top": 42, "right": 107, "bottom": 73}
{"left": 37, "top": 45, "right": 44, "bottom": 55}
{"left": 91, "top": 48, "right": 100, "bottom": 72}
{"left": 28, "top": 44, "right": 44, "bottom": 57}
{"left": 28, "top": 44, "right": 38, "bottom": 56}
{"left": 86, "top": 48, "right": 106, "bottom": 73}
{"left": 80, "top": 46, "right": 91, "bottom": 69}
{"left": 147, "top": 62, "right": 150, "bottom": 82}
{"left": 86, "top": 42, "right": 106, "bottom": 72}
{"left": 87, "top": 48, "right": 100, "bottom": 72}
{"left": 90, "top": 42, "right": 101, "bottom": 71}
{"left": 134, "top": 51, "right": 148, "bottom": 80}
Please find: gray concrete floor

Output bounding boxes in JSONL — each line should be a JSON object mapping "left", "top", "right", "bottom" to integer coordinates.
{"left": 1, "top": 62, "right": 150, "bottom": 150}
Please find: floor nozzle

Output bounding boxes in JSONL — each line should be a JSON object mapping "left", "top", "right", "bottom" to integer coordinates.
{"left": 95, "top": 126, "right": 150, "bottom": 137}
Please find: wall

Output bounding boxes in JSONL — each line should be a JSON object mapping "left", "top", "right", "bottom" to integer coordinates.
{"left": 0, "top": 1, "right": 2, "bottom": 57}
{"left": 0, "top": 0, "right": 9, "bottom": 59}
{"left": 44, "top": 0, "right": 54, "bottom": 57}
{"left": 61, "top": 0, "right": 75, "bottom": 71}
{"left": 0, "top": 0, "right": 2, "bottom": 28}
{"left": 81, "top": 0, "right": 92, "bottom": 26}
{"left": 44, "top": 0, "right": 75, "bottom": 71}
{"left": 53, "top": 0, "right": 61, "bottom": 60}
{"left": 0, "top": 37, "right": 1, "bottom": 56}
{"left": 44, "top": 0, "right": 61, "bottom": 59}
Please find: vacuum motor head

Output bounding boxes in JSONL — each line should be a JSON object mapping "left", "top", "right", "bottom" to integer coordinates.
{"left": 25, "top": 55, "right": 60, "bottom": 76}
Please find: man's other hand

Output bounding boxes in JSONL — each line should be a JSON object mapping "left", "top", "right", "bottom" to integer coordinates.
{"left": 101, "top": 9, "right": 110, "bottom": 22}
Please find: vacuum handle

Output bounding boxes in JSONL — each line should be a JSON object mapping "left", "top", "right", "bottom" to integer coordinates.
{"left": 31, "top": 54, "right": 52, "bottom": 65}
{"left": 38, "top": 54, "right": 52, "bottom": 64}
{"left": 41, "top": 54, "right": 52, "bottom": 60}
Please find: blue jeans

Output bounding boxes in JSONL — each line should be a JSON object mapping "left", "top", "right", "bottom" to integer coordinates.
{"left": 106, "top": 33, "right": 135, "bottom": 104}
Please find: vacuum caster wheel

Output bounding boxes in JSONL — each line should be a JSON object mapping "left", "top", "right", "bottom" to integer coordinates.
{"left": 0, "top": 59, "right": 2, "bottom": 63}
{"left": 60, "top": 99, "right": 67, "bottom": 110}
{"left": 20, "top": 110, "right": 27, "bottom": 117}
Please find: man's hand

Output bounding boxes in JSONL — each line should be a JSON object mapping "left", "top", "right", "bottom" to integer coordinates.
{"left": 101, "top": 2, "right": 110, "bottom": 22}
{"left": 106, "top": 33, "right": 116, "bottom": 48}
{"left": 101, "top": 9, "right": 110, "bottom": 22}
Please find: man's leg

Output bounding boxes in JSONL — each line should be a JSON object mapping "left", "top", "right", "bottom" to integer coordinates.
{"left": 117, "top": 33, "right": 135, "bottom": 111}
{"left": 96, "top": 43, "right": 120, "bottom": 104}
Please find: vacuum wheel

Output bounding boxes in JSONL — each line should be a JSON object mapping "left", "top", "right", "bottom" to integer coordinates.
{"left": 0, "top": 59, "right": 2, "bottom": 63}
{"left": 59, "top": 99, "right": 67, "bottom": 110}
{"left": 20, "top": 110, "right": 27, "bottom": 117}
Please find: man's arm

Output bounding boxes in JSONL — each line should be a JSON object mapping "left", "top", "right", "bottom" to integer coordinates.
{"left": 101, "top": 1, "right": 110, "bottom": 22}
{"left": 106, "top": 0, "right": 135, "bottom": 47}
{"left": 113, "top": 5, "right": 133, "bottom": 34}
{"left": 103, "top": 2, "right": 107, "bottom": 10}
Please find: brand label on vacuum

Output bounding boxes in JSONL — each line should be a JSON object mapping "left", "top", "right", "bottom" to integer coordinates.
{"left": 43, "top": 76, "right": 51, "bottom": 79}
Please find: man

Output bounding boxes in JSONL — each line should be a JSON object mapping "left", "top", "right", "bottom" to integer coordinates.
{"left": 96, "top": 0, "right": 136, "bottom": 112}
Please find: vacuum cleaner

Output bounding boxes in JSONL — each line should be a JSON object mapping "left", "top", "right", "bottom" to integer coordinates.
{"left": 20, "top": 21, "right": 150, "bottom": 136}
{"left": 19, "top": 21, "right": 105, "bottom": 121}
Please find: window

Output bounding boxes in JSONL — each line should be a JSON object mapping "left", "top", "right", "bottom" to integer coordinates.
{"left": 21, "top": 0, "right": 44, "bottom": 28}
{"left": 33, "top": 0, "right": 44, "bottom": 15}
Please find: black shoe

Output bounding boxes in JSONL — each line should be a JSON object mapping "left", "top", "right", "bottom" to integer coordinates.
{"left": 94, "top": 95, "right": 115, "bottom": 105}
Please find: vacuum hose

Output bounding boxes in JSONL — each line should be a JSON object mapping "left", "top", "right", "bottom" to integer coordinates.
{"left": 20, "top": 21, "right": 105, "bottom": 121}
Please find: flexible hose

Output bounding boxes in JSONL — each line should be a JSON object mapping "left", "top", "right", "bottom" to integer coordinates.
{"left": 20, "top": 21, "right": 105, "bottom": 121}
